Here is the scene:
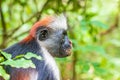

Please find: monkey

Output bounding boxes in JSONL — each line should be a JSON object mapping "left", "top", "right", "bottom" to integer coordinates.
{"left": 0, "top": 14, "right": 72, "bottom": 80}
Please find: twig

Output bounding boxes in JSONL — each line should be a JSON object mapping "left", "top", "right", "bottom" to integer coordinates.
{"left": 8, "top": 0, "right": 49, "bottom": 38}
{"left": 0, "top": 6, "right": 6, "bottom": 33}
{"left": 100, "top": 15, "right": 119, "bottom": 36}
{"left": 0, "top": 4, "right": 7, "bottom": 48}
{"left": 36, "top": 0, "right": 49, "bottom": 21}
{"left": 6, "top": 30, "right": 29, "bottom": 44}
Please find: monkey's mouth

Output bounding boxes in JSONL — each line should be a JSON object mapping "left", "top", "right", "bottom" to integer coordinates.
{"left": 58, "top": 47, "right": 72, "bottom": 58}
{"left": 64, "top": 48, "right": 72, "bottom": 55}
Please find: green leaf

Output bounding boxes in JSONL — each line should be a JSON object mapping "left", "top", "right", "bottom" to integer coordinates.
{"left": 1, "top": 58, "right": 35, "bottom": 68}
{"left": 13, "top": 54, "right": 25, "bottom": 59}
{"left": 94, "top": 66, "right": 107, "bottom": 75}
{"left": 0, "top": 50, "right": 12, "bottom": 60}
{"left": 0, "top": 66, "right": 10, "bottom": 80}
{"left": 24, "top": 52, "right": 41, "bottom": 60}
{"left": 80, "top": 20, "right": 88, "bottom": 31}
{"left": 0, "top": 56, "right": 4, "bottom": 62}
{"left": 80, "top": 45, "right": 106, "bottom": 56}
{"left": 82, "top": 63, "right": 90, "bottom": 73}
{"left": 90, "top": 20, "right": 109, "bottom": 29}
{"left": 86, "top": 45, "right": 106, "bottom": 55}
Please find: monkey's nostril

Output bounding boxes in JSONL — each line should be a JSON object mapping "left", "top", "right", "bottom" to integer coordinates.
{"left": 61, "top": 39, "right": 65, "bottom": 44}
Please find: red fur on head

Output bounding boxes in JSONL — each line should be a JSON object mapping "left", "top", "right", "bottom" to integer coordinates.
{"left": 30, "top": 16, "right": 54, "bottom": 37}
{"left": 21, "top": 16, "right": 54, "bottom": 43}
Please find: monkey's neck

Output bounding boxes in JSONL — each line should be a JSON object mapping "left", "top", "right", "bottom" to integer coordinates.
{"left": 41, "top": 47, "right": 60, "bottom": 80}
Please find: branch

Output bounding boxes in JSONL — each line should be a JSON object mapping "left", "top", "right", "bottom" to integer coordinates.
{"left": 0, "top": 5, "right": 6, "bottom": 33}
{"left": 0, "top": 3, "right": 7, "bottom": 48}
{"left": 6, "top": 30, "right": 30, "bottom": 44}
{"left": 100, "top": 15, "right": 119, "bottom": 36}
{"left": 36, "top": 0, "right": 49, "bottom": 21}
{"left": 8, "top": 0, "right": 49, "bottom": 38}
{"left": 8, "top": 12, "right": 39, "bottom": 37}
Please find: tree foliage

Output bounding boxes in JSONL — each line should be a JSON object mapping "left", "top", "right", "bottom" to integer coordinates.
{"left": 0, "top": 0, "right": 120, "bottom": 80}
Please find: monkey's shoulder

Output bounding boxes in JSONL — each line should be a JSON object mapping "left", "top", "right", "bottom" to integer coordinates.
{"left": 3, "top": 40, "right": 40, "bottom": 56}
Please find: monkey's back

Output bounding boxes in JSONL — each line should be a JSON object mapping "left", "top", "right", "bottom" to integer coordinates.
{"left": 3, "top": 39, "right": 60, "bottom": 80}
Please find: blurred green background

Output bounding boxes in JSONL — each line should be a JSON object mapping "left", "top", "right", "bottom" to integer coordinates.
{"left": 0, "top": 0, "right": 120, "bottom": 80}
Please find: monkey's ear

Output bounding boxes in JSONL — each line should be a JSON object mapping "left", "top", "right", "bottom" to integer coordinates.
{"left": 38, "top": 27, "right": 49, "bottom": 41}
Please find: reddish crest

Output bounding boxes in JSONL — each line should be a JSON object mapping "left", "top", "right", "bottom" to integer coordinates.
{"left": 30, "top": 16, "right": 54, "bottom": 37}
{"left": 21, "top": 16, "right": 54, "bottom": 43}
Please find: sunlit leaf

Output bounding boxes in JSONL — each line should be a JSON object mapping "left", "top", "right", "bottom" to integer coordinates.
{"left": 0, "top": 50, "right": 12, "bottom": 60}
{"left": 90, "top": 20, "right": 109, "bottom": 29}
{"left": 14, "top": 54, "right": 25, "bottom": 59}
{"left": 0, "top": 66, "right": 10, "bottom": 80}
{"left": 77, "top": 45, "right": 106, "bottom": 56}
{"left": 80, "top": 20, "right": 88, "bottom": 31}
{"left": 0, "top": 56, "right": 4, "bottom": 62}
{"left": 24, "top": 52, "right": 41, "bottom": 60}
{"left": 85, "top": 45, "right": 106, "bottom": 55}
{"left": 1, "top": 58, "right": 35, "bottom": 68}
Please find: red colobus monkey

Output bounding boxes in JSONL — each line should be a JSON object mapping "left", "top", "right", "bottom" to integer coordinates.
{"left": 0, "top": 14, "right": 72, "bottom": 80}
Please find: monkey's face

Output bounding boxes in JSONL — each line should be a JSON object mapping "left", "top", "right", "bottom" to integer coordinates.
{"left": 36, "top": 27, "right": 72, "bottom": 58}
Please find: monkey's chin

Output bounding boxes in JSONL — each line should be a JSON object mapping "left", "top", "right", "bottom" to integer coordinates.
{"left": 57, "top": 49, "right": 72, "bottom": 58}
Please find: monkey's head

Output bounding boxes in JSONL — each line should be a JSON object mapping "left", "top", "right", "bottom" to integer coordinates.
{"left": 23, "top": 14, "right": 72, "bottom": 58}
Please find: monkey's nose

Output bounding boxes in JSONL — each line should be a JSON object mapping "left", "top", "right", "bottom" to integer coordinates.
{"left": 64, "top": 44, "right": 71, "bottom": 49}
{"left": 63, "top": 37, "right": 72, "bottom": 49}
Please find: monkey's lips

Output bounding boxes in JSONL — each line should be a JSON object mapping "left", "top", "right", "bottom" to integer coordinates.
{"left": 59, "top": 48, "right": 72, "bottom": 58}
{"left": 65, "top": 48, "right": 72, "bottom": 56}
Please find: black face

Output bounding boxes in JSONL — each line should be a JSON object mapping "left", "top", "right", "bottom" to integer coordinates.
{"left": 58, "top": 31, "right": 72, "bottom": 57}
{"left": 37, "top": 27, "right": 72, "bottom": 58}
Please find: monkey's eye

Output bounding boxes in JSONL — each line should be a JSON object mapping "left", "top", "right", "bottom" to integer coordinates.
{"left": 39, "top": 29, "right": 48, "bottom": 41}
{"left": 63, "top": 31, "right": 67, "bottom": 35}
